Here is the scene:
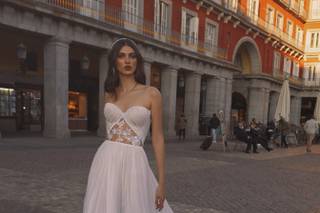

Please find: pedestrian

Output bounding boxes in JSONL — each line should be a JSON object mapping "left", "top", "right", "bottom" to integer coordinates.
{"left": 177, "top": 113, "right": 187, "bottom": 140}
{"left": 83, "top": 38, "right": 173, "bottom": 213}
{"left": 278, "top": 116, "right": 289, "bottom": 148}
{"left": 209, "top": 113, "right": 220, "bottom": 143}
{"left": 303, "top": 115, "right": 318, "bottom": 153}
{"left": 218, "top": 110, "right": 228, "bottom": 149}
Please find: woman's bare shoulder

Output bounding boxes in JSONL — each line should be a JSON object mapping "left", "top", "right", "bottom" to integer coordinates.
{"left": 104, "top": 92, "right": 115, "bottom": 103}
{"left": 145, "top": 86, "right": 161, "bottom": 99}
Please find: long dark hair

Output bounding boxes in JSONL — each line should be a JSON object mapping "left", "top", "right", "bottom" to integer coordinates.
{"left": 104, "top": 38, "right": 146, "bottom": 99}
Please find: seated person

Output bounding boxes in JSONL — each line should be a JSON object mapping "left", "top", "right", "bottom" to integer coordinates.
{"left": 234, "top": 121, "right": 258, "bottom": 153}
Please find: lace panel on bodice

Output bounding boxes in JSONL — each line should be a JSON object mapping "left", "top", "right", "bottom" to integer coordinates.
{"left": 104, "top": 103, "right": 151, "bottom": 146}
{"left": 109, "top": 118, "right": 143, "bottom": 146}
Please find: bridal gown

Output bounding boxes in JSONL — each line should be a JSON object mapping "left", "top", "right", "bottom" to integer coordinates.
{"left": 83, "top": 103, "right": 174, "bottom": 213}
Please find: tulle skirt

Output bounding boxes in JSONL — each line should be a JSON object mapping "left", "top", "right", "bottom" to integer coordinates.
{"left": 83, "top": 140, "right": 173, "bottom": 213}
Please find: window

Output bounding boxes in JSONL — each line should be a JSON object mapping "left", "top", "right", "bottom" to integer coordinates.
{"left": 0, "top": 87, "right": 16, "bottom": 117}
{"left": 204, "top": 19, "right": 218, "bottom": 55}
{"left": 283, "top": 56, "right": 292, "bottom": 75}
{"left": 286, "top": 20, "right": 293, "bottom": 37}
{"left": 78, "top": 0, "right": 104, "bottom": 19}
{"left": 181, "top": 8, "right": 199, "bottom": 48}
{"left": 68, "top": 91, "right": 87, "bottom": 119}
{"left": 273, "top": 51, "right": 281, "bottom": 76}
{"left": 309, "top": 66, "right": 316, "bottom": 81}
{"left": 248, "top": 0, "right": 259, "bottom": 22}
{"left": 226, "top": 0, "right": 238, "bottom": 11}
{"left": 296, "top": 27, "right": 303, "bottom": 46}
{"left": 123, "top": 0, "right": 140, "bottom": 31}
{"left": 154, "top": 0, "right": 171, "bottom": 41}
{"left": 303, "top": 64, "right": 317, "bottom": 82}
{"left": 266, "top": 6, "right": 274, "bottom": 26}
{"left": 309, "top": 32, "right": 320, "bottom": 48}
{"left": 310, "top": 0, "right": 320, "bottom": 19}
{"left": 276, "top": 13, "right": 284, "bottom": 31}
{"left": 292, "top": 62, "right": 299, "bottom": 77}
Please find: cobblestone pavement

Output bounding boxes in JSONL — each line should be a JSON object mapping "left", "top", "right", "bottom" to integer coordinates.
{"left": 0, "top": 136, "right": 320, "bottom": 213}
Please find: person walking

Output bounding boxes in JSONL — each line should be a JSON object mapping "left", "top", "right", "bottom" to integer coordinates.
{"left": 209, "top": 113, "right": 220, "bottom": 143}
{"left": 83, "top": 38, "right": 173, "bottom": 213}
{"left": 177, "top": 113, "right": 187, "bottom": 141}
{"left": 278, "top": 116, "right": 289, "bottom": 148}
{"left": 304, "top": 116, "right": 318, "bottom": 153}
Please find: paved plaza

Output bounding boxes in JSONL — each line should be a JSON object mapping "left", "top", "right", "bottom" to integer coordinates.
{"left": 0, "top": 136, "right": 320, "bottom": 213}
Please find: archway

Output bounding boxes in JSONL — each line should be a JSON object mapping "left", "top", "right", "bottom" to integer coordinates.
{"left": 232, "top": 37, "right": 262, "bottom": 74}
{"left": 231, "top": 92, "right": 247, "bottom": 125}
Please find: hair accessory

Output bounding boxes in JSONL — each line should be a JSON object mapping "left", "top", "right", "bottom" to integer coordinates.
{"left": 110, "top": 38, "right": 137, "bottom": 49}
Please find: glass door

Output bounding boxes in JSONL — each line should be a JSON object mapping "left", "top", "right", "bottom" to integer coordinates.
{"left": 16, "top": 89, "right": 42, "bottom": 131}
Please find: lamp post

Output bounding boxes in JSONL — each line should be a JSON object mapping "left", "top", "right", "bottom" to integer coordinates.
{"left": 16, "top": 43, "right": 27, "bottom": 73}
{"left": 178, "top": 76, "right": 185, "bottom": 88}
{"left": 81, "top": 55, "right": 90, "bottom": 75}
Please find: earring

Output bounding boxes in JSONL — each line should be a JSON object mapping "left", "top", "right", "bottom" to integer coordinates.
{"left": 112, "top": 68, "right": 115, "bottom": 75}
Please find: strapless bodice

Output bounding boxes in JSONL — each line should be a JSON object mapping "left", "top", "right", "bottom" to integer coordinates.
{"left": 104, "top": 103, "right": 151, "bottom": 146}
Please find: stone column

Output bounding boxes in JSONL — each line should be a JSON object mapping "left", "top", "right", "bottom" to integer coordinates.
{"left": 97, "top": 51, "right": 109, "bottom": 138}
{"left": 224, "top": 78, "right": 233, "bottom": 136}
{"left": 184, "top": 72, "right": 202, "bottom": 137}
{"left": 248, "top": 87, "right": 265, "bottom": 123}
{"left": 160, "top": 66, "right": 178, "bottom": 138}
{"left": 205, "top": 77, "right": 220, "bottom": 116}
{"left": 290, "top": 96, "right": 301, "bottom": 125}
{"left": 218, "top": 78, "right": 227, "bottom": 111}
{"left": 144, "top": 60, "right": 152, "bottom": 86}
{"left": 268, "top": 92, "right": 279, "bottom": 122}
{"left": 262, "top": 88, "right": 270, "bottom": 124}
{"left": 43, "top": 37, "right": 70, "bottom": 139}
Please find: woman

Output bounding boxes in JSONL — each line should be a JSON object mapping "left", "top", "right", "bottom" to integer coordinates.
{"left": 83, "top": 38, "right": 173, "bottom": 213}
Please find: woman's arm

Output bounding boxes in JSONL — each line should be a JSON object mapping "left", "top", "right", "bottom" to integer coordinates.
{"left": 149, "top": 87, "right": 166, "bottom": 210}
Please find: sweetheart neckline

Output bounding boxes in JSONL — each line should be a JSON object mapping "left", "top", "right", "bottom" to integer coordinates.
{"left": 105, "top": 102, "right": 151, "bottom": 114}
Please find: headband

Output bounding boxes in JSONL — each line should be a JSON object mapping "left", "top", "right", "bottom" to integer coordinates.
{"left": 110, "top": 38, "right": 138, "bottom": 49}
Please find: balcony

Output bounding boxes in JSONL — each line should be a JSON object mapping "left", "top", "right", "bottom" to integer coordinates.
{"left": 29, "top": 0, "right": 227, "bottom": 60}
{"left": 304, "top": 79, "right": 320, "bottom": 87}
{"left": 276, "top": 0, "right": 307, "bottom": 19}
{"left": 310, "top": 8, "right": 320, "bottom": 20}
{"left": 222, "top": 2, "right": 305, "bottom": 51}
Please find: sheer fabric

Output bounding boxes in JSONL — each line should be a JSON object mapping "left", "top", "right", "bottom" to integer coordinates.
{"left": 83, "top": 102, "right": 174, "bottom": 213}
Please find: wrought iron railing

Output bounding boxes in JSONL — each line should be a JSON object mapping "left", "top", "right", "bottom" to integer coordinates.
{"left": 31, "top": 0, "right": 227, "bottom": 60}
{"left": 222, "top": 0, "right": 305, "bottom": 51}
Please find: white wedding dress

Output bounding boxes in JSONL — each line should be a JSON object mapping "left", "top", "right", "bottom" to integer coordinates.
{"left": 83, "top": 103, "right": 174, "bottom": 213}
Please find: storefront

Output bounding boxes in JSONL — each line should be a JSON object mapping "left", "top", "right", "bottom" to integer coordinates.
{"left": 68, "top": 91, "right": 88, "bottom": 130}
{"left": 0, "top": 86, "right": 43, "bottom": 132}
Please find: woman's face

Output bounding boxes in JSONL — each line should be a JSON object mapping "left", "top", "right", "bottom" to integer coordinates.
{"left": 116, "top": 45, "right": 137, "bottom": 76}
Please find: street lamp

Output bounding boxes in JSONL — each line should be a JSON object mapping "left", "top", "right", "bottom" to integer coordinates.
{"left": 81, "top": 55, "right": 90, "bottom": 71}
{"left": 16, "top": 43, "right": 27, "bottom": 60}
{"left": 16, "top": 43, "right": 27, "bottom": 73}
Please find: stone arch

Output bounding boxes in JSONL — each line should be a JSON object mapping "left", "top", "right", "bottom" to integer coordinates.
{"left": 232, "top": 92, "right": 247, "bottom": 124}
{"left": 232, "top": 37, "right": 262, "bottom": 74}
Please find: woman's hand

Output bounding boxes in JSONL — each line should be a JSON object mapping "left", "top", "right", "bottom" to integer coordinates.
{"left": 155, "top": 185, "right": 165, "bottom": 211}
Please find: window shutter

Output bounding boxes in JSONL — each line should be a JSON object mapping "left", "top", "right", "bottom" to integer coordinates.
{"left": 194, "top": 16, "right": 199, "bottom": 43}
{"left": 154, "top": 0, "right": 160, "bottom": 33}
{"left": 254, "top": 0, "right": 259, "bottom": 17}
{"left": 181, "top": 9, "right": 186, "bottom": 41}
{"left": 190, "top": 16, "right": 199, "bottom": 44}
{"left": 288, "top": 59, "right": 292, "bottom": 74}
{"left": 161, "top": 2, "right": 168, "bottom": 35}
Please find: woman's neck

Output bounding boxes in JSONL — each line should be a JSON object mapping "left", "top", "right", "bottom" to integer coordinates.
{"left": 118, "top": 75, "right": 137, "bottom": 92}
